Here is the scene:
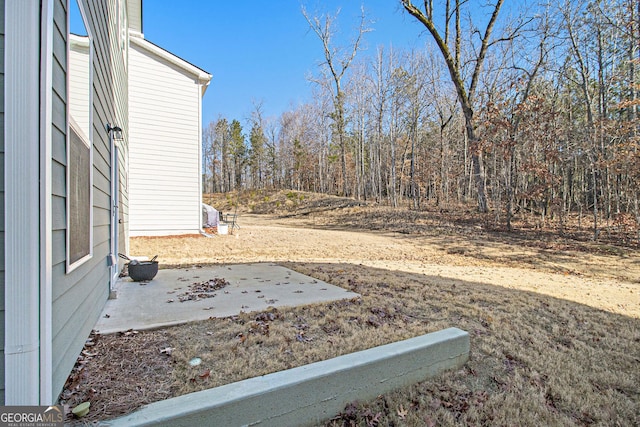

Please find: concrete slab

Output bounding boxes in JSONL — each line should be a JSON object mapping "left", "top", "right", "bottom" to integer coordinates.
{"left": 95, "top": 263, "right": 359, "bottom": 334}
{"left": 104, "top": 328, "right": 470, "bottom": 427}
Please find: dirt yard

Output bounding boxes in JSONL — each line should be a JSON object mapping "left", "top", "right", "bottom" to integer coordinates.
{"left": 61, "top": 191, "right": 640, "bottom": 425}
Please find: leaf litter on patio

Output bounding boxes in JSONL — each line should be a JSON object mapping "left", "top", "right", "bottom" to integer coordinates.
{"left": 167, "top": 277, "right": 230, "bottom": 303}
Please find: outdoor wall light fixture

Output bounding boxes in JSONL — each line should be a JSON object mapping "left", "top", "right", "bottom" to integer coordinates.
{"left": 106, "top": 122, "right": 123, "bottom": 140}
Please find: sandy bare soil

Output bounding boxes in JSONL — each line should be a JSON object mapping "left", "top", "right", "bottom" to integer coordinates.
{"left": 135, "top": 211, "right": 640, "bottom": 319}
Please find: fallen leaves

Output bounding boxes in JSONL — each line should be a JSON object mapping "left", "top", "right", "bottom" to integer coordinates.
{"left": 295, "top": 331, "right": 314, "bottom": 343}
{"left": 367, "top": 306, "right": 398, "bottom": 328}
{"left": 255, "top": 310, "right": 282, "bottom": 322}
{"left": 248, "top": 321, "right": 270, "bottom": 336}
{"left": 367, "top": 316, "right": 381, "bottom": 328}
{"left": 240, "top": 309, "right": 285, "bottom": 339}
{"left": 293, "top": 319, "right": 314, "bottom": 342}
{"left": 189, "top": 368, "right": 211, "bottom": 384}
{"left": 331, "top": 402, "right": 382, "bottom": 427}
{"left": 321, "top": 321, "right": 341, "bottom": 335}
{"left": 172, "top": 277, "right": 230, "bottom": 303}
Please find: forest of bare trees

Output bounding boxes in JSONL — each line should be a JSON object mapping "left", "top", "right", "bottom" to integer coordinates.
{"left": 202, "top": 0, "right": 639, "bottom": 239}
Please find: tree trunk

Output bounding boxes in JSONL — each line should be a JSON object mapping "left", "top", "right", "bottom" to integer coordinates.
{"left": 592, "top": 159, "right": 599, "bottom": 240}
{"left": 466, "top": 119, "right": 488, "bottom": 212}
{"left": 506, "top": 144, "right": 516, "bottom": 231}
{"left": 335, "top": 95, "right": 349, "bottom": 197}
{"left": 401, "top": 0, "right": 500, "bottom": 213}
{"left": 409, "top": 116, "right": 417, "bottom": 209}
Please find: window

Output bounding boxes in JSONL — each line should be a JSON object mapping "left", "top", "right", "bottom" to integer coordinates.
{"left": 67, "top": 0, "right": 93, "bottom": 271}
{"left": 68, "top": 121, "right": 92, "bottom": 265}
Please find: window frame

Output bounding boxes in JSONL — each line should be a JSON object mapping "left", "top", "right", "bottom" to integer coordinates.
{"left": 66, "top": 0, "right": 94, "bottom": 273}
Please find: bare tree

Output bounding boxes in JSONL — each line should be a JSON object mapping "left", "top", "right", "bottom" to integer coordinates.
{"left": 202, "top": 122, "right": 215, "bottom": 196}
{"left": 503, "top": 13, "right": 552, "bottom": 230}
{"left": 346, "top": 60, "right": 376, "bottom": 200}
{"left": 371, "top": 46, "right": 392, "bottom": 203}
{"left": 302, "top": 5, "right": 370, "bottom": 197}
{"left": 248, "top": 102, "right": 267, "bottom": 189}
{"left": 400, "top": 0, "right": 511, "bottom": 212}
{"left": 560, "top": 0, "right": 603, "bottom": 238}
{"left": 425, "top": 48, "right": 458, "bottom": 207}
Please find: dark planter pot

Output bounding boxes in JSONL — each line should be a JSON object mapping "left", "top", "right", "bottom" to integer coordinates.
{"left": 128, "top": 261, "right": 159, "bottom": 282}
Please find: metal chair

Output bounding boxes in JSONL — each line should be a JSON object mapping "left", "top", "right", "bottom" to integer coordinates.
{"left": 223, "top": 213, "right": 239, "bottom": 233}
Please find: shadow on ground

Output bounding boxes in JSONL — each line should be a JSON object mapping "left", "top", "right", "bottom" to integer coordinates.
{"left": 62, "top": 261, "right": 640, "bottom": 426}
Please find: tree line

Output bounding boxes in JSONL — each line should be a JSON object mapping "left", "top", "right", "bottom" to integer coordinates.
{"left": 202, "top": 0, "right": 639, "bottom": 238}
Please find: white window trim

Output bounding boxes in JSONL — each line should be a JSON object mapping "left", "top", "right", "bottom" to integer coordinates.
{"left": 66, "top": 0, "right": 94, "bottom": 273}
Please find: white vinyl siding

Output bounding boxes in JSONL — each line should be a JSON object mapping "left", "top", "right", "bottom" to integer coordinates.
{"left": 68, "top": 36, "right": 90, "bottom": 139}
{"left": 128, "top": 41, "right": 201, "bottom": 236}
{"left": 125, "top": 0, "right": 141, "bottom": 32}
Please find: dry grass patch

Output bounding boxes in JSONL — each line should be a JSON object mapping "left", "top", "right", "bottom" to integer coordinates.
{"left": 62, "top": 262, "right": 640, "bottom": 425}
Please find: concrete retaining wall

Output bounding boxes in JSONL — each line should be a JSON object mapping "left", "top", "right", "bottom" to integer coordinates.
{"left": 105, "top": 327, "right": 470, "bottom": 427}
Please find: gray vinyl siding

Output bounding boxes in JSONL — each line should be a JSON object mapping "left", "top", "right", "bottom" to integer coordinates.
{"left": 51, "top": 0, "right": 128, "bottom": 398}
{"left": 0, "top": 0, "right": 5, "bottom": 405}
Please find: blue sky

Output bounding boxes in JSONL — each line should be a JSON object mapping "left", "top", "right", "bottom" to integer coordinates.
{"left": 141, "top": 1, "right": 428, "bottom": 127}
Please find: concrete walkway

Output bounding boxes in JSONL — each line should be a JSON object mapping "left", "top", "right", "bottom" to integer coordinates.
{"left": 95, "top": 263, "right": 359, "bottom": 334}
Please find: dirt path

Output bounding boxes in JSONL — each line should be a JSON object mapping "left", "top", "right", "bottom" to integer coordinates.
{"left": 133, "top": 213, "right": 640, "bottom": 319}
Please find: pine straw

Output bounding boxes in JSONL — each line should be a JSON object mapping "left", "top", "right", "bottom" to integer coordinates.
{"left": 60, "top": 329, "right": 174, "bottom": 424}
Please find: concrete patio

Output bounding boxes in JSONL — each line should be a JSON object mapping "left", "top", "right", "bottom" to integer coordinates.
{"left": 95, "top": 263, "right": 360, "bottom": 334}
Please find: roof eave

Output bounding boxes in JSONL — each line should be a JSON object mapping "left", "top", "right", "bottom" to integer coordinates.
{"left": 129, "top": 33, "right": 212, "bottom": 87}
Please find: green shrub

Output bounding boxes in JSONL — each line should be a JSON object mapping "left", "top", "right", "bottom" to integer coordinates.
{"left": 286, "top": 191, "right": 297, "bottom": 201}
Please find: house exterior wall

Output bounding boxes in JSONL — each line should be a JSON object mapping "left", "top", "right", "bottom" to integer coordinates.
{"left": 128, "top": 42, "right": 202, "bottom": 236}
{"left": 0, "top": 0, "right": 5, "bottom": 405}
{"left": 49, "top": 0, "right": 128, "bottom": 397}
